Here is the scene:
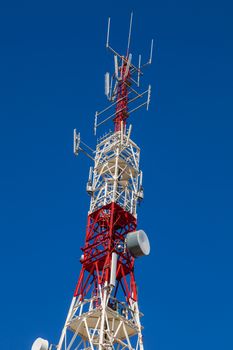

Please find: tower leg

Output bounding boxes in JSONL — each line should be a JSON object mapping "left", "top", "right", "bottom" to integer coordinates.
{"left": 57, "top": 296, "right": 77, "bottom": 350}
{"left": 99, "top": 283, "right": 108, "bottom": 350}
{"left": 131, "top": 300, "right": 144, "bottom": 350}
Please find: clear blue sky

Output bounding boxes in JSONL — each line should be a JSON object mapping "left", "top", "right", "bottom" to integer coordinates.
{"left": 0, "top": 0, "right": 232, "bottom": 349}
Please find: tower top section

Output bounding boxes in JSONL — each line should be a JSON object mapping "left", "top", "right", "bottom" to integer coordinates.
{"left": 94, "top": 12, "right": 153, "bottom": 135}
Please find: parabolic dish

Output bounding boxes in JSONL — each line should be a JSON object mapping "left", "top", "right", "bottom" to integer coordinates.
{"left": 126, "top": 230, "right": 150, "bottom": 258}
{"left": 31, "top": 337, "right": 49, "bottom": 350}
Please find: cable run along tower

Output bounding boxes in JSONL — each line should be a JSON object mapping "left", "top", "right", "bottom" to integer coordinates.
{"left": 32, "top": 13, "right": 153, "bottom": 350}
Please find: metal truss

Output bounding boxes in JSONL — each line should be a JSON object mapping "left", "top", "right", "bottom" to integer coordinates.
{"left": 88, "top": 126, "right": 142, "bottom": 218}
{"left": 74, "top": 202, "right": 137, "bottom": 301}
{"left": 57, "top": 286, "right": 144, "bottom": 350}
{"left": 50, "top": 14, "right": 153, "bottom": 350}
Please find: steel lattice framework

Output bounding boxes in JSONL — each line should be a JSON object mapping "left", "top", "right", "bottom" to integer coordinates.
{"left": 55, "top": 13, "right": 153, "bottom": 350}
{"left": 89, "top": 129, "right": 141, "bottom": 216}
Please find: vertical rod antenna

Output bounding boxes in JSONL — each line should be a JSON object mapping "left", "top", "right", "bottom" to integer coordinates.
{"left": 114, "top": 55, "right": 119, "bottom": 79}
{"left": 94, "top": 112, "right": 98, "bottom": 135}
{"left": 137, "top": 54, "right": 141, "bottom": 86}
{"left": 146, "top": 85, "right": 151, "bottom": 111}
{"left": 73, "top": 129, "right": 76, "bottom": 154}
{"left": 149, "top": 39, "right": 154, "bottom": 64}
{"left": 126, "top": 12, "right": 133, "bottom": 57}
{"left": 109, "top": 75, "right": 113, "bottom": 100}
{"left": 106, "top": 17, "right": 111, "bottom": 48}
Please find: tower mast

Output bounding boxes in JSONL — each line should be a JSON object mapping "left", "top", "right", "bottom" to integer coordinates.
{"left": 32, "top": 13, "right": 153, "bottom": 350}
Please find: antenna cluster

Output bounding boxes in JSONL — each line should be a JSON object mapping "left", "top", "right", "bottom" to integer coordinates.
{"left": 73, "top": 129, "right": 94, "bottom": 160}
{"left": 94, "top": 12, "right": 153, "bottom": 135}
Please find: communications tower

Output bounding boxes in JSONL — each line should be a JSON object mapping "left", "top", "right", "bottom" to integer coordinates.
{"left": 32, "top": 13, "right": 153, "bottom": 350}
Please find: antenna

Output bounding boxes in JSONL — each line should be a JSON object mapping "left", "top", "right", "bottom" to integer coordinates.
{"left": 141, "top": 39, "right": 154, "bottom": 67}
{"left": 137, "top": 54, "right": 141, "bottom": 86}
{"left": 124, "top": 53, "right": 132, "bottom": 78}
{"left": 94, "top": 14, "right": 154, "bottom": 134}
{"left": 147, "top": 84, "right": 151, "bottom": 110}
{"left": 105, "top": 72, "right": 110, "bottom": 97}
{"left": 126, "top": 12, "right": 133, "bottom": 57}
{"left": 149, "top": 39, "right": 154, "bottom": 64}
{"left": 73, "top": 129, "right": 94, "bottom": 160}
{"left": 109, "top": 75, "right": 113, "bottom": 100}
{"left": 106, "top": 17, "right": 111, "bottom": 48}
{"left": 114, "top": 55, "right": 119, "bottom": 79}
{"left": 73, "top": 129, "right": 80, "bottom": 155}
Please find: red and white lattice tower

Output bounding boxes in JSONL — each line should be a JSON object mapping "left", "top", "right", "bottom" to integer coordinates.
{"left": 32, "top": 13, "right": 153, "bottom": 350}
